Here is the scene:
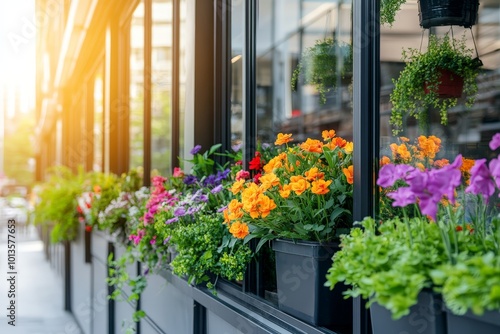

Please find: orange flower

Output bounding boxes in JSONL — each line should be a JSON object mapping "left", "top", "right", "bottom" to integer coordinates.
{"left": 333, "top": 137, "right": 347, "bottom": 148}
{"left": 231, "top": 179, "right": 246, "bottom": 194}
{"left": 416, "top": 162, "right": 425, "bottom": 171}
{"left": 380, "top": 156, "right": 391, "bottom": 166}
{"left": 461, "top": 158, "right": 475, "bottom": 174}
{"left": 304, "top": 167, "right": 324, "bottom": 181}
{"left": 400, "top": 136, "right": 410, "bottom": 142}
{"left": 275, "top": 133, "right": 293, "bottom": 145}
{"left": 343, "top": 165, "right": 354, "bottom": 184}
{"left": 229, "top": 221, "right": 249, "bottom": 239}
{"left": 279, "top": 184, "right": 292, "bottom": 198}
{"left": 93, "top": 185, "right": 101, "bottom": 194}
{"left": 227, "top": 199, "right": 244, "bottom": 220}
{"left": 290, "top": 177, "right": 310, "bottom": 195}
{"left": 418, "top": 135, "right": 441, "bottom": 159}
{"left": 322, "top": 130, "right": 336, "bottom": 141}
{"left": 300, "top": 138, "right": 323, "bottom": 153}
{"left": 259, "top": 173, "right": 280, "bottom": 191}
{"left": 257, "top": 194, "right": 277, "bottom": 217}
{"left": 311, "top": 179, "right": 332, "bottom": 195}
{"left": 434, "top": 159, "right": 449, "bottom": 168}
{"left": 390, "top": 143, "right": 411, "bottom": 161}
{"left": 263, "top": 154, "right": 284, "bottom": 173}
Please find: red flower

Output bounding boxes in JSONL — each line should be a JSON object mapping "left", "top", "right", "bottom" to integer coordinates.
{"left": 249, "top": 156, "right": 262, "bottom": 170}
{"left": 85, "top": 225, "right": 93, "bottom": 232}
{"left": 253, "top": 173, "right": 262, "bottom": 184}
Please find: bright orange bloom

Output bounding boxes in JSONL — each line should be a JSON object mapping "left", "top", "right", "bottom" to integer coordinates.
{"left": 322, "top": 130, "right": 336, "bottom": 141}
{"left": 434, "top": 159, "right": 449, "bottom": 168}
{"left": 275, "top": 133, "right": 293, "bottom": 145}
{"left": 263, "top": 153, "right": 286, "bottom": 173}
{"left": 241, "top": 183, "right": 262, "bottom": 214}
{"left": 304, "top": 167, "right": 324, "bottom": 181}
{"left": 418, "top": 135, "right": 441, "bottom": 159}
{"left": 229, "top": 221, "right": 249, "bottom": 239}
{"left": 416, "top": 162, "right": 425, "bottom": 171}
{"left": 227, "top": 199, "right": 243, "bottom": 218}
{"left": 390, "top": 143, "right": 411, "bottom": 161}
{"left": 93, "top": 185, "right": 101, "bottom": 194}
{"left": 231, "top": 179, "right": 246, "bottom": 194}
{"left": 461, "top": 158, "right": 475, "bottom": 174}
{"left": 333, "top": 137, "right": 347, "bottom": 148}
{"left": 279, "top": 184, "right": 292, "bottom": 198}
{"left": 290, "top": 177, "right": 310, "bottom": 195}
{"left": 343, "top": 165, "right": 354, "bottom": 184}
{"left": 400, "top": 136, "right": 410, "bottom": 142}
{"left": 259, "top": 173, "right": 280, "bottom": 190}
{"left": 344, "top": 142, "right": 354, "bottom": 154}
{"left": 380, "top": 156, "right": 391, "bottom": 166}
{"left": 311, "top": 179, "right": 332, "bottom": 195}
{"left": 257, "top": 194, "right": 277, "bottom": 217}
{"left": 300, "top": 138, "right": 323, "bottom": 153}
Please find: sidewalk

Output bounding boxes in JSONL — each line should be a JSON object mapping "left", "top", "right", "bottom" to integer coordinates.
{"left": 0, "top": 224, "right": 81, "bottom": 334}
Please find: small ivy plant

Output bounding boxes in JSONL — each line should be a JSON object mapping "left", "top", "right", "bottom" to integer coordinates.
{"left": 380, "top": 0, "right": 407, "bottom": 26}
{"left": 291, "top": 38, "right": 352, "bottom": 105}
{"left": 390, "top": 33, "right": 481, "bottom": 135}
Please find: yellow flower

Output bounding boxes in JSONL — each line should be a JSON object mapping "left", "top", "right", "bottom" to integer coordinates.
{"left": 229, "top": 221, "right": 249, "bottom": 239}
{"left": 263, "top": 155, "right": 284, "bottom": 173}
{"left": 275, "top": 133, "right": 293, "bottom": 145}
{"left": 344, "top": 142, "right": 354, "bottom": 154}
{"left": 279, "top": 184, "right": 292, "bottom": 198}
{"left": 311, "top": 179, "right": 332, "bottom": 195}
{"left": 343, "top": 165, "right": 354, "bottom": 184}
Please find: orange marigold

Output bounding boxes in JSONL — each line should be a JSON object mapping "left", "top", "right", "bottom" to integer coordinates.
{"left": 231, "top": 179, "right": 246, "bottom": 194}
{"left": 290, "top": 178, "right": 310, "bottom": 195}
{"left": 304, "top": 167, "right": 324, "bottom": 181}
{"left": 229, "top": 221, "right": 249, "bottom": 239}
{"left": 322, "top": 130, "right": 336, "bottom": 141}
{"left": 300, "top": 138, "right": 323, "bottom": 153}
{"left": 343, "top": 165, "right": 354, "bottom": 184}
{"left": 311, "top": 179, "right": 332, "bottom": 195}
{"left": 279, "top": 184, "right": 292, "bottom": 198}
{"left": 418, "top": 135, "right": 441, "bottom": 159}
{"left": 380, "top": 156, "right": 391, "bottom": 166}
{"left": 259, "top": 173, "right": 280, "bottom": 191}
{"left": 275, "top": 133, "right": 293, "bottom": 145}
{"left": 257, "top": 194, "right": 277, "bottom": 217}
{"left": 390, "top": 143, "right": 411, "bottom": 161}
{"left": 434, "top": 159, "right": 449, "bottom": 168}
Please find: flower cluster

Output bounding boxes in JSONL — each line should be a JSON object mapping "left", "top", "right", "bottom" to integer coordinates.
{"left": 224, "top": 130, "right": 354, "bottom": 244}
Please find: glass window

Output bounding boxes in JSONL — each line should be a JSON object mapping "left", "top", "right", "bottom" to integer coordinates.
{"left": 129, "top": 2, "right": 145, "bottom": 170}
{"left": 230, "top": 0, "right": 244, "bottom": 146}
{"left": 178, "top": 0, "right": 187, "bottom": 162}
{"left": 151, "top": 0, "right": 173, "bottom": 175}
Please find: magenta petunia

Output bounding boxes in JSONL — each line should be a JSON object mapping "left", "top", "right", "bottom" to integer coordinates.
{"left": 377, "top": 164, "right": 414, "bottom": 188}
{"left": 489, "top": 133, "right": 500, "bottom": 151}
{"left": 489, "top": 157, "right": 500, "bottom": 190}
{"left": 387, "top": 187, "right": 417, "bottom": 207}
{"left": 466, "top": 159, "right": 495, "bottom": 203}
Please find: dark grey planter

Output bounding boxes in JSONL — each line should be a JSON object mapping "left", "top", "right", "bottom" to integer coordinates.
{"left": 418, "top": 0, "right": 479, "bottom": 29}
{"left": 446, "top": 309, "right": 500, "bottom": 334}
{"left": 272, "top": 239, "right": 352, "bottom": 328}
{"left": 370, "top": 290, "right": 446, "bottom": 334}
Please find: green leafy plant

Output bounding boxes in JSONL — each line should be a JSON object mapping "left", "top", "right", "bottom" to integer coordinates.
{"left": 291, "top": 38, "right": 352, "bottom": 104}
{"left": 390, "top": 33, "right": 481, "bottom": 135}
{"left": 33, "top": 166, "right": 86, "bottom": 242}
{"left": 380, "top": 0, "right": 407, "bottom": 26}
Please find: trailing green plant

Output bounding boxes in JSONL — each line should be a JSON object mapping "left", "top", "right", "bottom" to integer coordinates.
{"left": 33, "top": 166, "right": 86, "bottom": 243}
{"left": 390, "top": 33, "right": 481, "bottom": 135}
{"left": 380, "top": 0, "right": 407, "bottom": 26}
{"left": 291, "top": 38, "right": 352, "bottom": 104}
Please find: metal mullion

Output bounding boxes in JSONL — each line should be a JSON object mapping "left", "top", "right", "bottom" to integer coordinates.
{"left": 352, "top": 0, "right": 379, "bottom": 332}
{"left": 144, "top": 0, "right": 152, "bottom": 186}
{"left": 172, "top": 0, "right": 180, "bottom": 170}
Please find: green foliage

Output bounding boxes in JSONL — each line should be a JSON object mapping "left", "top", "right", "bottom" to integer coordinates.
{"left": 380, "top": 0, "right": 407, "bottom": 26}
{"left": 325, "top": 217, "right": 449, "bottom": 319}
{"left": 33, "top": 166, "right": 86, "bottom": 243}
{"left": 291, "top": 38, "right": 352, "bottom": 105}
{"left": 390, "top": 33, "right": 481, "bottom": 135}
{"left": 4, "top": 113, "right": 35, "bottom": 185}
{"left": 170, "top": 213, "right": 252, "bottom": 292}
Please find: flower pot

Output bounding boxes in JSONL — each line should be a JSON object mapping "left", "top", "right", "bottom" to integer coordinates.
{"left": 418, "top": 0, "right": 479, "bottom": 29}
{"left": 424, "top": 68, "right": 464, "bottom": 98}
{"left": 272, "top": 239, "right": 352, "bottom": 328}
{"left": 370, "top": 290, "right": 446, "bottom": 334}
{"left": 446, "top": 309, "right": 500, "bottom": 334}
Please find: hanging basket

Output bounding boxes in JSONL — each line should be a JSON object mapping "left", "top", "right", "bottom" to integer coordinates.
{"left": 418, "top": 0, "right": 479, "bottom": 29}
{"left": 424, "top": 68, "right": 464, "bottom": 98}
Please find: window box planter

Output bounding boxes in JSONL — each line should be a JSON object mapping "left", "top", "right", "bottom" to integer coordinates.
{"left": 418, "top": 0, "right": 479, "bottom": 29}
{"left": 272, "top": 238, "right": 352, "bottom": 328}
{"left": 446, "top": 310, "right": 500, "bottom": 334}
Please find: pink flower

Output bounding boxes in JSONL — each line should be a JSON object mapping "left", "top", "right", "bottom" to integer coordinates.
{"left": 466, "top": 159, "right": 495, "bottom": 203}
{"left": 489, "top": 133, "right": 500, "bottom": 151}
{"left": 173, "top": 167, "right": 185, "bottom": 178}
{"left": 236, "top": 170, "right": 250, "bottom": 180}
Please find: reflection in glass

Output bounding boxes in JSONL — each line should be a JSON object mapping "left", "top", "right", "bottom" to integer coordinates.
{"left": 255, "top": 0, "right": 353, "bottom": 145}
{"left": 93, "top": 72, "right": 104, "bottom": 171}
{"left": 230, "top": 0, "right": 244, "bottom": 146}
{"left": 151, "top": 0, "right": 173, "bottom": 175}
{"left": 178, "top": 0, "right": 187, "bottom": 162}
{"left": 129, "top": 2, "right": 145, "bottom": 170}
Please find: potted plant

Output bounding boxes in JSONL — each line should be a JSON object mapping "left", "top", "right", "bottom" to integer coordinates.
{"left": 326, "top": 133, "right": 500, "bottom": 333}
{"left": 380, "top": 0, "right": 479, "bottom": 27}
{"left": 224, "top": 130, "right": 354, "bottom": 327}
{"left": 291, "top": 38, "right": 352, "bottom": 105}
{"left": 390, "top": 33, "right": 481, "bottom": 135}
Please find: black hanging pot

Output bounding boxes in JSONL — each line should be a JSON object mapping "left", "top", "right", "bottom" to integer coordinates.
{"left": 418, "top": 0, "right": 479, "bottom": 29}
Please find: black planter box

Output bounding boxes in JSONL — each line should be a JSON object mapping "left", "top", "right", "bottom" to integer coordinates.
{"left": 446, "top": 309, "right": 500, "bottom": 334}
{"left": 418, "top": 0, "right": 479, "bottom": 29}
{"left": 370, "top": 290, "right": 446, "bottom": 334}
{"left": 272, "top": 239, "right": 352, "bottom": 328}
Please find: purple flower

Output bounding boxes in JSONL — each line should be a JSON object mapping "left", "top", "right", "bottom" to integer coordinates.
{"left": 232, "top": 144, "right": 241, "bottom": 152}
{"left": 489, "top": 157, "right": 500, "bottom": 190}
{"left": 211, "top": 185, "right": 223, "bottom": 194}
{"left": 174, "top": 207, "right": 186, "bottom": 217}
{"left": 387, "top": 187, "right": 417, "bottom": 207}
{"left": 490, "top": 133, "right": 500, "bottom": 151}
{"left": 190, "top": 145, "right": 202, "bottom": 155}
{"left": 377, "top": 164, "right": 414, "bottom": 188}
{"left": 166, "top": 217, "right": 179, "bottom": 224}
{"left": 184, "top": 175, "right": 197, "bottom": 185}
{"left": 203, "top": 175, "right": 217, "bottom": 187}
{"left": 466, "top": 159, "right": 495, "bottom": 203}
{"left": 163, "top": 236, "right": 171, "bottom": 244}
{"left": 198, "top": 194, "right": 209, "bottom": 202}
{"left": 187, "top": 206, "right": 201, "bottom": 215}
{"left": 215, "top": 169, "right": 231, "bottom": 183}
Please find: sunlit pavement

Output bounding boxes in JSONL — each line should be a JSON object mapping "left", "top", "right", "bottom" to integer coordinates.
{"left": 0, "top": 223, "right": 81, "bottom": 334}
